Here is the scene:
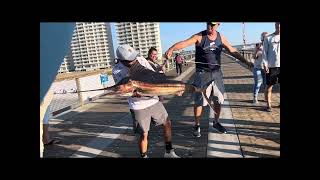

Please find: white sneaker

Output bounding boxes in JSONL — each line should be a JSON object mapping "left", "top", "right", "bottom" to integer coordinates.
{"left": 164, "top": 149, "right": 180, "bottom": 158}
{"left": 141, "top": 154, "right": 148, "bottom": 158}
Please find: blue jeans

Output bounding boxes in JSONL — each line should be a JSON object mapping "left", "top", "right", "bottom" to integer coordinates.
{"left": 253, "top": 68, "right": 266, "bottom": 98}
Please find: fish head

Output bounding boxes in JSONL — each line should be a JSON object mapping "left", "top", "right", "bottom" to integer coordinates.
{"left": 117, "top": 81, "right": 134, "bottom": 94}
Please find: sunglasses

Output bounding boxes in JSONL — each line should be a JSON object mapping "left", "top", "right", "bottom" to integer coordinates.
{"left": 207, "top": 23, "right": 219, "bottom": 26}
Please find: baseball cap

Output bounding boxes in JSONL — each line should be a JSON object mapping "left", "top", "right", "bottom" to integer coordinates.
{"left": 207, "top": 22, "right": 220, "bottom": 26}
{"left": 116, "top": 44, "right": 139, "bottom": 61}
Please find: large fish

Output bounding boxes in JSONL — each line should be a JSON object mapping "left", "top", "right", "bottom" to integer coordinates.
{"left": 72, "top": 62, "right": 217, "bottom": 114}
{"left": 74, "top": 62, "right": 199, "bottom": 96}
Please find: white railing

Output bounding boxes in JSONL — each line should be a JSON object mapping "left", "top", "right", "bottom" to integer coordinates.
{"left": 49, "top": 74, "right": 115, "bottom": 116}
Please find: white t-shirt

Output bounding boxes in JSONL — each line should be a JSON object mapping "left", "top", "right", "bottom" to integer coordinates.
{"left": 263, "top": 33, "right": 280, "bottom": 68}
{"left": 112, "top": 57, "right": 159, "bottom": 110}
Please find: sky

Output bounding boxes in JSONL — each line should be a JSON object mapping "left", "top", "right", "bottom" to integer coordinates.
{"left": 110, "top": 22, "right": 276, "bottom": 55}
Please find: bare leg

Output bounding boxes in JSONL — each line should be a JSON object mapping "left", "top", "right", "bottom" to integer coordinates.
{"left": 266, "top": 85, "right": 273, "bottom": 108}
{"left": 139, "top": 133, "right": 148, "bottom": 155}
{"left": 163, "top": 118, "right": 180, "bottom": 157}
{"left": 194, "top": 105, "right": 203, "bottom": 125}
{"left": 163, "top": 118, "right": 172, "bottom": 143}
{"left": 213, "top": 103, "right": 221, "bottom": 123}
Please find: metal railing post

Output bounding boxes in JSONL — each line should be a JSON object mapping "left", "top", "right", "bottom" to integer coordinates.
{"left": 75, "top": 77, "right": 83, "bottom": 106}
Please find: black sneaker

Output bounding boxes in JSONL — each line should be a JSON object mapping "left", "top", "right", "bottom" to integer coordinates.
{"left": 266, "top": 107, "right": 272, "bottom": 112}
{"left": 212, "top": 122, "right": 227, "bottom": 134}
{"left": 193, "top": 125, "right": 201, "bottom": 137}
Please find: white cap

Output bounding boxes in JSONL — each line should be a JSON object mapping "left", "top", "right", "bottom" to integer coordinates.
{"left": 116, "top": 44, "right": 139, "bottom": 61}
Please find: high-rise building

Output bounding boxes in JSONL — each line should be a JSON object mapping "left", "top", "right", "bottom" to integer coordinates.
{"left": 59, "top": 22, "right": 115, "bottom": 73}
{"left": 58, "top": 51, "right": 74, "bottom": 73}
{"left": 115, "top": 22, "right": 162, "bottom": 60}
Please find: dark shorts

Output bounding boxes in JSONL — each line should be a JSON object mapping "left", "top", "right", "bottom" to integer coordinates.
{"left": 266, "top": 67, "right": 280, "bottom": 85}
{"left": 193, "top": 69, "right": 225, "bottom": 106}
{"left": 130, "top": 102, "right": 168, "bottom": 134}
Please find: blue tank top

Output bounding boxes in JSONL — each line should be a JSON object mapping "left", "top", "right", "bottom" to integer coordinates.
{"left": 195, "top": 30, "right": 223, "bottom": 71}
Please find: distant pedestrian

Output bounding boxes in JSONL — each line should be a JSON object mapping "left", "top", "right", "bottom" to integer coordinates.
{"left": 174, "top": 53, "right": 184, "bottom": 75}
{"left": 252, "top": 32, "right": 268, "bottom": 104}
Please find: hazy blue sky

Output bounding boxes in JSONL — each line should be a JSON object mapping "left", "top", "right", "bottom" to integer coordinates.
{"left": 110, "top": 22, "right": 276, "bottom": 55}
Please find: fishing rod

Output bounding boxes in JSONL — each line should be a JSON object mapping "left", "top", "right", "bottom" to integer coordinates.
{"left": 185, "top": 61, "right": 221, "bottom": 66}
{"left": 59, "top": 59, "right": 246, "bottom": 94}
{"left": 58, "top": 60, "right": 252, "bottom": 95}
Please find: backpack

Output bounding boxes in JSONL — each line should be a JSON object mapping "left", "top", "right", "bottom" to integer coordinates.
{"left": 175, "top": 55, "right": 183, "bottom": 64}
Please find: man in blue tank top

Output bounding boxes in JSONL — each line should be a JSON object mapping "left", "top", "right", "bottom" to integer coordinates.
{"left": 165, "top": 22, "right": 253, "bottom": 137}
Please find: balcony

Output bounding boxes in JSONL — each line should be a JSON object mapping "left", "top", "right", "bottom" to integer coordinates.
{"left": 117, "top": 29, "right": 125, "bottom": 33}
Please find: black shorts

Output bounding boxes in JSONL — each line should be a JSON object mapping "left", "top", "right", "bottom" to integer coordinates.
{"left": 266, "top": 67, "right": 280, "bottom": 85}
